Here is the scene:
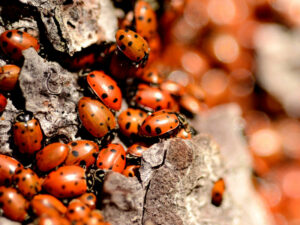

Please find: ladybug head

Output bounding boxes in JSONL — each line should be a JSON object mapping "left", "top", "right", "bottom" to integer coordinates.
{"left": 176, "top": 113, "right": 188, "bottom": 127}
{"left": 16, "top": 111, "right": 34, "bottom": 122}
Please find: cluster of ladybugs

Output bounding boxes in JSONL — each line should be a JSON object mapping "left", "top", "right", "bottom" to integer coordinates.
{"left": 0, "top": 1, "right": 225, "bottom": 224}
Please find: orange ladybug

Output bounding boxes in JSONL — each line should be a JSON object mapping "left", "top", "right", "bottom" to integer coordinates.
{"left": 211, "top": 178, "right": 225, "bottom": 207}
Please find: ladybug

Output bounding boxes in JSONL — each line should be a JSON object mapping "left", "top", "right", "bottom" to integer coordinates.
{"left": 66, "top": 199, "right": 91, "bottom": 223}
{"left": 78, "top": 97, "right": 116, "bottom": 138}
{"left": 35, "top": 214, "right": 71, "bottom": 225}
{"left": 43, "top": 165, "right": 87, "bottom": 198}
{"left": 31, "top": 194, "right": 67, "bottom": 217}
{"left": 0, "top": 93, "right": 7, "bottom": 112}
{"left": 0, "top": 154, "right": 23, "bottom": 186}
{"left": 211, "top": 178, "right": 225, "bottom": 207}
{"left": 160, "top": 80, "right": 185, "bottom": 97}
{"left": 139, "top": 109, "right": 190, "bottom": 138}
{"left": 132, "top": 84, "right": 178, "bottom": 111}
{"left": 65, "top": 140, "right": 99, "bottom": 169}
{"left": 127, "top": 143, "right": 148, "bottom": 158}
{"left": 13, "top": 167, "right": 42, "bottom": 198}
{"left": 36, "top": 142, "right": 69, "bottom": 172}
{"left": 122, "top": 165, "right": 140, "bottom": 177}
{"left": 117, "top": 108, "right": 148, "bottom": 138}
{"left": 137, "top": 64, "right": 164, "bottom": 85}
{"left": 115, "top": 29, "right": 150, "bottom": 63}
{"left": 0, "top": 64, "right": 20, "bottom": 91}
{"left": 176, "top": 128, "right": 192, "bottom": 139}
{"left": 96, "top": 143, "right": 126, "bottom": 173}
{"left": 77, "top": 210, "right": 105, "bottom": 225}
{"left": 77, "top": 192, "right": 97, "bottom": 210}
{"left": 0, "top": 30, "right": 40, "bottom": 61}
{"left": 179, "top": 94, "right": 205, "bottom": 115}
{"left": 0, "top": 186, "right": 29, "bottom": 222}
{"left": 13, "top": 111, "right": 43, "bottom": 154}
{"left": 87, "top": 71, "right": 122, "bottom": 111}
{"left": 134, "top": 0, "right": 157, "bottom": 40}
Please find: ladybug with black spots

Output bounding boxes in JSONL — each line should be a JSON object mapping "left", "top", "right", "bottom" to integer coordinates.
{"left": 117, "top": 108, "right": 148, "bottom": 138}
{"left": 0, "top": 186, "right": 29, "bottom": 222}
{"left": 0, "top": 30, "right": 40, "bottom": 61}
{"left": 137, "top": 64, "right": 164, "bottom": 85}
{"left": 77, "top": 192, "right": 97, "bottom": 210}
{"left": 65, "top": 140, "right": 99, "bottom": 169}
{"left": 0, "top": 64, "right": 20, "bottom": 91}
{"left": 211, "top": 178, "right": 225, "bottom": 207}
{"left": 87, "top": 71, "right": 122, "bottom": 111}
{"left": 122, "top": 165, "right": 140, "bottom": 177}
{"left": 139, "top": 109, "right": 193, "bottom": 138}
{"left": 13, "top": 167, "right": 42, "bottom": 198}
{"left": 126, "top": 143, "right": 148, "bottom": 165}
{"left": 0, "top": 154, "right": 23, "bottom": 186}
{"left": 36, "top": 142, "right": 69, "bottom": 172}
{"left": 42, "top": 165, "right": 87, "bottom": 198}
{"left": 78, "top": 97, "right": 116, "bottom": 138}
{"left": 134, "top": 0, "right": 157, "bottom": 40}
{"left": 66, "top": 199, "right": 91, "bottom": 223}
{"left": 115, "top": 29, "right": 150, "bottom": 64}
{"left": 96, "top": 143, "right": 126, "bottom": 173}
{"left": 31, "top": 194, "right": 67, "bottom": 217}
{"left": 13, "top": 111, "right": 43, "bottom": 154}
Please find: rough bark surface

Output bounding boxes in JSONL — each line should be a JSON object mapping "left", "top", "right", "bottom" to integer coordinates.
{"left": 19, "top": 48, "right": 82, "bottom": 139}
{"left": 101, "top": 104, "right": 272, "bottom": 225}
{"left": 18, "top": 0, "right": 118, "bottom": 55}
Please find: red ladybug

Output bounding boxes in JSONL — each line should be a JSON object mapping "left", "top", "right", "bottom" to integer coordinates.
{"left": 13, "top": 167, "right": 42, "bottom": 198}
{"left": 13, "top": 111, "right": 43, "bottom": 154}
{"left": 0, "top": 30, "right": 40, "bottom": 61}
{"left": 179, "top": 94, "right": 205, "bottom": 115}
{"left": 87, "top": 71, "right": 122, "bottom": 111}
{"left": 139, "top": 109, "right": 189, "bottom": 137}
{"left": 0, "top": 186, "right": 29, "bottom": 222}
{"left": 211, "top": 178, "right": 225, "bottom": 207}
{"left": 36, "top": 142, "right": 69, "bottom": 172}
{"left": 66, "top": 199, "right": 91, "bottom": 223}
{"left": 96, "top": 143, "right": 126, "bottom": 173}
{"left": 134, "top": 0, "right": 157, "bottom": 40}
{"left": 127, "top": 143, "right": 148, "bottom": 157}
{"left": 77, "top": 210, "right": 105, "bottom": 225}
{"left": 122, "top": 165, "right": 140, "bottom": 177}
{"left": 31, "top": 194, "right": 67, "bottom": 217}
{"left": 176, "top": 128, "right": 192, "bottom": 139}
{"left": 0, "top": 64, "right": 20, "bottom": 91}
{"left": 35, "top": 214, "right": 71, "bottom": 225}
{"left": 117, "top": 108, "right": 148, "bottom": 138}
{"left": 0, "top": 154, "right": 23, "bottom": 186}
{"left": 160, "top": 80, "right": 185, "bottom": 97}
{"left": 65, "top": 140, "right": 99, "bottom": 169}
{"left": 43, "top": 165, "right": 87, "bottom": 198}
{"left": 77, "top": 192, "right": 97, "bottom": 210}
{"left": 0, "top": 93, "right": 7, "bottom": 112}
{"left": 137, "top": 64, "right": 164, "bottom": 85}
{"left": 115, "top": 29, "right": 149, "bottom": 63}
{"left": 78, "top": 97, "right": 116, "bottom": 138}
{"left": 133, "top": 84, "right": 178, "bottom": 111}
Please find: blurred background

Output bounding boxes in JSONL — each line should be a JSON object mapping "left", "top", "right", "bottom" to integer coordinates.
{"left": 148, "top": 0, "right": 300, "bottom": 224}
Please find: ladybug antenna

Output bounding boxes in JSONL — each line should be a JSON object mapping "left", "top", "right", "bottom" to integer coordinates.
{"left": 16, "top": 111, "right": 33, "bottom": 122}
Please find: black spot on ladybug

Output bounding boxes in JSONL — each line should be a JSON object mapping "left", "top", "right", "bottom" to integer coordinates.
{"left": 87, "top": 194, "right": 94, "bottom": 200}
{"left": 120, "top": 45, "right": 126, "bottom": 51}
{"left": 101, "top": 93, "right": 108, "bottom": 99}
{"left": 129, "top": 173, "right": 133, "bottom": 177}
{"left": 147, "top": 72, "right": 153, "bottom": 77}
{"left": 175, "top": 119, "right": 178, "bottom": 123}
{"left": 69, "top": 209, "right": 74, "bottom": 213}
{"left": 138, "top": 16, "right": 144, "bottom": 20}
{"left": 147, "top": 18, "right": 152, "bottom": 23}
{"left": 60, "top": 172, "right": 64, "bottom": 175}
{"left": 8, "top": 199, "right": 12, "bottom": 204}
{"left": 61, "top": 185, "right": 66, "bottom": 189}
{"left": 34, "top": 140, "right": 38, "bottom": 143}
{"left": 108, "top": 117, "right": 111, "bottom": 121}
{"left": 12, "top": 48, "right": 18, "bottom": 53}
{"left": 137, "top": 57, "right": 141, "bottom": 61}
{"left": 30, "top": 129, "right": 34, "bottom": 132}
{"left": 119, "top": 35, "right": 124, "bottom": 40}
{"left": 166, "top": 115, "right": 170, "bottom": 118}
{"left": 21, "top": 142, "right": 26, "bottom": 146}
{"left": 85, "top": 143, "right": 90, "bottom": 147}
{"left": 110, "top": 149, "right": 117, "bottom": 153}
{"left": 107, "top": 125, "right": 111, "bottom": 131}
{"left": 2, "top": 41, "right": 8, "bottom": 47}
{"left": 0, "top": 192, "right": 3, "bottom": 197}
{"left": 156, "top": 98, "right": 161, "bottom": 102}
{"left": 156, "top": 106, "right": 162, "bottom": 110}
{"left": 81, "top": 104, "right": 85, "bottom": 108}
{"left": 72, "top": 151, "right": 79, "bottom": 157}
{"left": 125, "top": 122, "right": 131, "bottom": 130}
{"left": 35, "top": 121, "right": 38, "bottom": 126}
{"left": 21, "top": 130, "right": 25, "bottom": 134}
{"left": 22, "top": 177, "right": 26, "bottom": 181}
{"left": 6, "top": 32, "right": 12, "bottom": 38}
{"left": 121, "top": 155, "right": 125, "bottom": 160}
{"left": 109, "top": 166, "right": 113, "bottom": 170}
{"left": 14, "top": 125, "right": 18, "bottom": 129}
{"left": 155, "top": 127, "right": 162, "bottom": 135}
{"left": 89, "top": 74, "right": 95, "bottom": 78}
{"left": 75, "top": 181, "right": 78, "bottom": 185}
{"left": 113, "top": 98, "right": 118, "bottom": 103}
{"left": 139, "top": 112, "right": 144, "bottom": 117}
{"left": 17, "top": 31, "right": 23, "bottom": 36}
{"left": 15, "top": 177, "right": 19, "bottom": 183}
{"left": 134, "top": 34, "right": 138, "bottom": 38}
{"left": 100, "top": 122, "right": 104, "bottom": 126}
{"left": 137, "top": 96, "right": 142, "bottom": 101}
{"left": 92, "top": 84, "right": 95, "bottom": 87}
{"left": 71, "top": 142, "right": 78, "bottom": 146}
{"left": 109, "top": 85, "right": 114, "bottom": 90}
{"left": 91, "top": 113, "right": 95, "bottom": 117}
{"left": 170, "top": 126, "right": 173, "bottom": 129}
{"left": 145, "top": 125, "right": 151, "bottom": 133}
{"left": 9, "top": 169, "right": 13, "bottom": 175}
{"left": 128, "top": 41, "right": 133, "bottom": 46}
{"left": 99, "top": 162, "right": 102, "bottom": 166}
{"left": 126, "top": 111, "right": 131, "bottom": 116}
